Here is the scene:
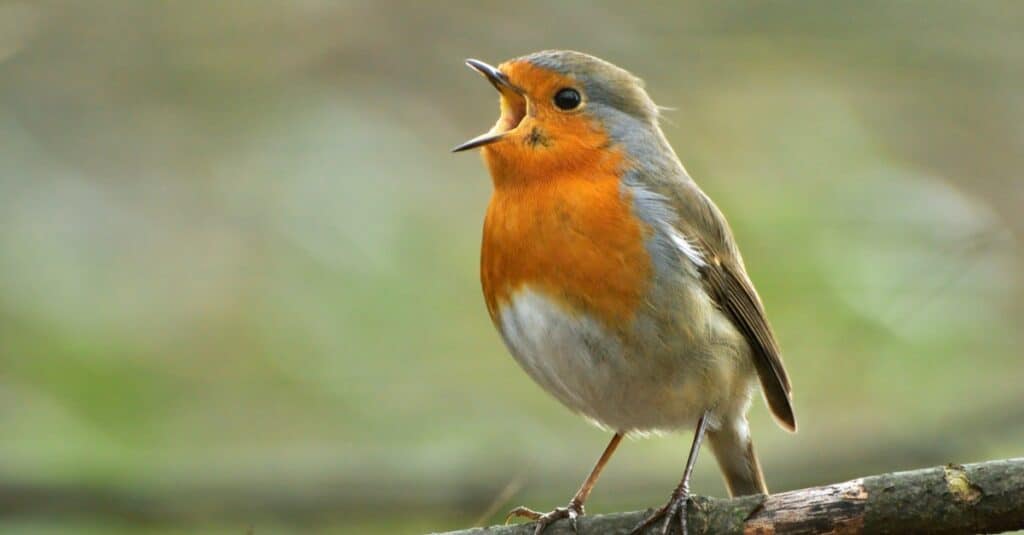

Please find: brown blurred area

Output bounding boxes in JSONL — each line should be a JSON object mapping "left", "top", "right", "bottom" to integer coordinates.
{"left": 0, "top": 1, "right": 1022, "bottom": 533}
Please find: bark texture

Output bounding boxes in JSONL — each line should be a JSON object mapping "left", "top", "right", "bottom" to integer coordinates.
{"left": 435, "top": 458, "right": 1024, "bottom": 534}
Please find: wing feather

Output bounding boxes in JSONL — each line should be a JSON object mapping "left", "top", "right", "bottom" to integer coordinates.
{"left": 665, "top": 181, "right": 796, "bottom": 431}
{"left": 701, "top": 256, "right": 796, "bottom": 431}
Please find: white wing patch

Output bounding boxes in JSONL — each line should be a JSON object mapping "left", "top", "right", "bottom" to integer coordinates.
{"left": 666, "top": 225, "right": 707, "bottom": 268}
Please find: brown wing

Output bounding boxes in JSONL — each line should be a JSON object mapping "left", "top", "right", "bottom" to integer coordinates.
{"left": 662, "top": 180, "right": 796, "bottom": 432}
{"left": 701, "top": 256, "right": 796, "bottom": 431}
{"left": 629, "top": 162, "right": 796, "bottom": 431}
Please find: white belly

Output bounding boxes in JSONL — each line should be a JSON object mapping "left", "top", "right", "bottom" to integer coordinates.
{"left": 496, "top": 286, "right": 755, "bottom": 433}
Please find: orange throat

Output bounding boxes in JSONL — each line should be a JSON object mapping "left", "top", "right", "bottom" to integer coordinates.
{"left": 479, "top": 151, "right": 652, "bottom": 333}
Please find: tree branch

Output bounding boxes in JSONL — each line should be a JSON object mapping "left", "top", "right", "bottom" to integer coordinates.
{"left": 435, "top": 458, "right": 1024, "bottom": 534}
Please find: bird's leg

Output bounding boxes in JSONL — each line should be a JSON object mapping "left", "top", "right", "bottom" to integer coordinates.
{"left": 506, "top": 432, "right": 623, "bottom": 534}
{"left": 629, "top": 412, "right": 709, "bottom": 535}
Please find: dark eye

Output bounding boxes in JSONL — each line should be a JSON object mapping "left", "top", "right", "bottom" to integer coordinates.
{"left": 553, "top": 88, "right": 581, "bottom": 110}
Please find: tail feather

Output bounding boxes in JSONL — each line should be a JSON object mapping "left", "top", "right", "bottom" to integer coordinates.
{"left": 758, "top": 369, "right": 797, "bottom": 433}
{"left": 706, "top": 417, "right": 767, "bottom": 496}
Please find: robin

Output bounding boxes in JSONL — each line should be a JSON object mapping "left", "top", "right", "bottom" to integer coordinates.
{"left": 453, "top": 50, "right": 796, "bottom": 535}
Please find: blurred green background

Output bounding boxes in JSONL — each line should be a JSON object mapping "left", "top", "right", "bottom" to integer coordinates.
{"left": 0, "top": 1, "right": 1022, "bottom": 533}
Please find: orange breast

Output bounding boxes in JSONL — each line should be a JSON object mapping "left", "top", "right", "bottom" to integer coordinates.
{"left": 480, "top": 168, "right": 652, "bottom": 333}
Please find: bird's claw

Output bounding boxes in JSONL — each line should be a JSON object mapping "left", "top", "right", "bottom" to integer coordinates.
{"left": 506, "top": 501, "right": 584, "bottom": 534}
{"left": 628, "top": 491, "right": 691, "bottom": 535}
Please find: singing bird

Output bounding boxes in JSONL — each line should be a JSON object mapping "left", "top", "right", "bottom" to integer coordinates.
{"left": 453, "top": 50, "right": 796, "bottom": 535}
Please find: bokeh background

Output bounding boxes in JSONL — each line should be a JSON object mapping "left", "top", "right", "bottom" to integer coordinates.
{"left": 1, "top": 1, "right": 1022, "bottom": 533}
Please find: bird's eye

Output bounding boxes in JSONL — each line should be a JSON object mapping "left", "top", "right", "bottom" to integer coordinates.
{"left": 553, "top": 88, "right": 581, "bottom": 110}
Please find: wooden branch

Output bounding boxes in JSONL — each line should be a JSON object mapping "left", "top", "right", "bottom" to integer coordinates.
{"left": 436, "top": 458, "right": 1024, "bottom": 534}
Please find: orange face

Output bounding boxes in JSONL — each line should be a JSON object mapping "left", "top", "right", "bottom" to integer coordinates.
{"left": 455, "top": 59, "right": 620, "bottom": 188}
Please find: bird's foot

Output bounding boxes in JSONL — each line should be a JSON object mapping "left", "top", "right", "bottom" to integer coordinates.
{"left": 628, "top": 490, "right": 696, "bottom": 535}
{"left": 505, "top": 500, "right": 584, "bottom": 534}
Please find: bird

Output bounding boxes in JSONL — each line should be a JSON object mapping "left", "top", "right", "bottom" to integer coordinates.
{"left": 452, "top": 50, "right": 796, "bottom": 535}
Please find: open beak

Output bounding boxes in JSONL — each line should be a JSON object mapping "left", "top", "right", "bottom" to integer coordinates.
{"left": 452, "top": 59, "right": 525, "bottom": 153}
{"left": 450, "top": 130, "right": 508, "bottom": 153}
{"left": 464, "top": 59, "right": 520, "bottom": 95}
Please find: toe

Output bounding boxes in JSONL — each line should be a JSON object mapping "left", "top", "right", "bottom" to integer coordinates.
{"left": 627, "top": 506, "right": 665, "bottom": 535}
{"left": 508, "top": 502, "right": 584, "bottom": 534}
{"left": 506, "top": 506, "right": 543, "bottom": 523}
{"left": 658, "top": 510, "right": 674, "bottom": 535}
{"left": 679, "top": 496, "right": 691, "bottom": 535}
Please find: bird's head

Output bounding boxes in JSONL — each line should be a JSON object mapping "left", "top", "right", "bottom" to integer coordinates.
{"left": 453, "top": 50, "right": 664, "bottom": 185}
